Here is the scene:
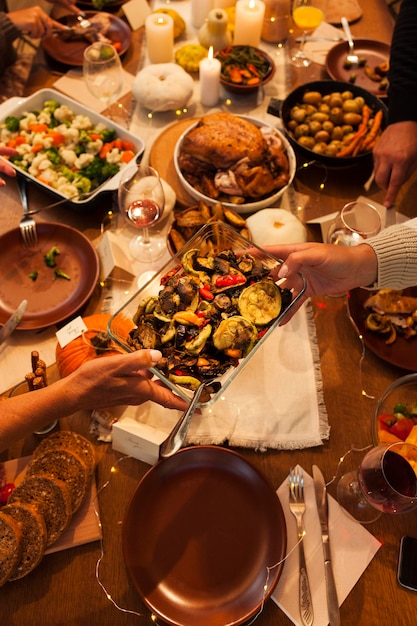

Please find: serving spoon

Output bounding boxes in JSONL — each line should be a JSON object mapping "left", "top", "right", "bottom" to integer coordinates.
{"left": 341, "top": 17, "right": 359, "bottom": 65}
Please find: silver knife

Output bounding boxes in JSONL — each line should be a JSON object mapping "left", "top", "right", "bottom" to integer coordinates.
{"left": 0, "top": 299, "right": 27, "bottom": 344}
{"left": 312, "top": 465, "right": 341, "bottom": 626}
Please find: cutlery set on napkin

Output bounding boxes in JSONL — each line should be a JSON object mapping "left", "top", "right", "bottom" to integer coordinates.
{"left": 273, "top": 466, "right": 381, "bottom": 626}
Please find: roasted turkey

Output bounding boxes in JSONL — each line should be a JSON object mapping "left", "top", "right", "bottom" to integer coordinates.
{"left": 178, "top": 113, "right": 290, "bottom": 204}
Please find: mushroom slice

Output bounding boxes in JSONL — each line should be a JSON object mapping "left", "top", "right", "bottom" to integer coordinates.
{"left": 238, "top": 280, "right": 282, "bottom": 325}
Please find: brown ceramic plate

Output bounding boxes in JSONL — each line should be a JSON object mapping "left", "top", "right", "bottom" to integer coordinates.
{"left": 41, "top": 11, "right": 131, "bottom": 66}
{"left": 0, "top": 223, "right": 99, "bottom": 330}
{"left": 347, "top": 287, "right": 417, "bottom": 371}
{"left": 123, "top": 446, "right": 287, "bottom": 626}
{"left": 325, "top": 39, "right": 390, "bottom": 97}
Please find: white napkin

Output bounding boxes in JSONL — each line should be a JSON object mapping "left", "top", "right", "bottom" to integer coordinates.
{"left": 119, "top": 301, "right": 330, "bottom": 451}
{"left": 0, "top": 327, "right": 57, "bottom": 394}
{"left": 53, "top": 69, "right": 135, "bottom": 113}
{"left": 272, "top": 466, "right": 381, "bottom": 626}
{"left": 303, "top": 22, "right": 345, "bottom": 66}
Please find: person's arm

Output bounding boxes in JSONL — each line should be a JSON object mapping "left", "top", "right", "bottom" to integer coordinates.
{"left": 0, "top": 350, "right": 188, "bottom": 453}
{"left": 373, "top": 0, "right": 417, "bottom": 206}
{"left": 7, "top": 7, "right": 67, "bottom": 39}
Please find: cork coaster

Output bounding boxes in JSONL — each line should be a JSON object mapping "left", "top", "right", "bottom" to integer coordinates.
{"left": 326, "top": 0, "right": 363, "bottom": 24}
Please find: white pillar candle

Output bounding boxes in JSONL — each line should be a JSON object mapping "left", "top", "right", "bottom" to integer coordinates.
{"left": 145, "top": 13, "right": 174, "bottom": 64}
{"left": 191, "top": 0, "right": 214, "bottom": 28}
{"left": 234, "top": 0, "right": 266, "bottom": 47}
{"left": 199, "top": 46, "right": 221, "bottom": 107}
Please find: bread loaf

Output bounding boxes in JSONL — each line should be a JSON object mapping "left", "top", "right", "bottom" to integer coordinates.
{"left": 3, "top": 502, "right": 47, "bottom": 581}
{"left": 32, "top": 431, "right": 96, "bottom": 476}
{"left": 8, "top": 473, "right": 72, "bottom": 546}
{"left": 0, "top": 510, "right": 22, "bottom": 587}
{"left": 26, "top": 448, "right": 88, "bottom": 514}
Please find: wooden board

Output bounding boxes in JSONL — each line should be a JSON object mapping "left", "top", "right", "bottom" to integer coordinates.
{"left": 2, "top": 456, "right": 101, "bottom": 555}
{"left": 149, "top": 117, "right": 200, "bottom": 208}
{"left": 326, "top": 0, "right": 363, "bottom": 24}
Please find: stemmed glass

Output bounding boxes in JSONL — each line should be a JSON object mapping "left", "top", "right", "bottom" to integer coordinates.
{"left": 337, "top": 442, "right": 417, "bottom": 523}
{"left": 83, "top": 42, "right": 125, "bottom": 123}
{"left": 118, "top": 164, "right": 166, "bottom": 263}
{"left": 291, "top": 0, "right": 328, "bottom": 67}
{"left": 327, "top": 201, "right": 382, "bottom": 246}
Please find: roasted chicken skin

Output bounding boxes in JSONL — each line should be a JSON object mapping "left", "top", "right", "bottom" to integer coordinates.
{"left": 178, "top": 113, "right": 290, "bottom": 203}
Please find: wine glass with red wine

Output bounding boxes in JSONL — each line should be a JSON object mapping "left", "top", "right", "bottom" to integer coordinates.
{"left": 337, "top": 442, "right": 417, "bottom": 523}
{"left": 118, "top": 164, "right": 166, "bottom": 263}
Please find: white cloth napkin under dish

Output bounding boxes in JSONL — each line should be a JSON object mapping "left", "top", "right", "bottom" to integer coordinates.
{"left": 273, "top": 466, "right": 381, "bottom": 626}
{"left": 303, "top": 22, "right": 346, "bottom": 66}
{"left": 118, "top": 301, "right": 330, "bottom": 451}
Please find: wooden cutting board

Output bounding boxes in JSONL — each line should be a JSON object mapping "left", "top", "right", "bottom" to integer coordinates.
{"left": 149, "top": 117, "right": 200, "bottom": 208}
{"left": 326, "top": 0, "right": 363, "bottom": 24}
{"left": 3, "top": 455, "right": 101, "bottom": 555}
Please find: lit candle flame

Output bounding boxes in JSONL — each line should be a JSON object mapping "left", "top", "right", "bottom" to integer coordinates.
{"left": 208, "top": 46, "right": 214, "bottom": 61}
{"left": 249, "top": 0, "right": 256, "bottom": 9}
{"left": 157, "top": 17, "right": 165, "bottom": 25}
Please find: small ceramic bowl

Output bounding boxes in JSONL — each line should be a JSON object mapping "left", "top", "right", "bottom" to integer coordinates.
{"left": 215, "top": 45, "right": 275, "bottom": 95}
{"left": 374, "top": 373, "right": 417, "bottom": 445}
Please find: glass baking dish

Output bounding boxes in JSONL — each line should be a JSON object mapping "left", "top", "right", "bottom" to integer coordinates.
{"left": 108, "top": 222, "right": 306, "bottom": 407}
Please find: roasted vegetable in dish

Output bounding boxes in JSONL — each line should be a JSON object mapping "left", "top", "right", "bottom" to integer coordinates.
{"left": 216, "top": 45, "right": 272, "bottom": 86}
{"left": 127, "top": 247, "right": 292, "bottom": 390}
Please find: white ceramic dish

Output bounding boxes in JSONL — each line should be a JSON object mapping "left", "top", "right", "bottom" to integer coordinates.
{"left": 0, "top": 88, "right": 145, "bottom": 211}
{"left": 173, "top": 115, "right": 297, "bottom": 215}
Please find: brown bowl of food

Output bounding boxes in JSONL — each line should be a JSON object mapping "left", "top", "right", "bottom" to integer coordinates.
{"left": 215, "top": 45, "right": 275, "bottom": 94}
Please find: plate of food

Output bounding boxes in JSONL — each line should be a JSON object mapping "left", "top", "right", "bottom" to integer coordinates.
{"left": 0, "top": 88, "right": 144, "bottom": 211}
{"left": 173, "top": 112, "right": 296, "bottom": 215}
{"left": 41, "top": 11, "right": 131, "bottom": 66}
{"left": 325, "top": 39, "right": 391, "bottom": 97}
{"left": 108, "top": 222, "right": 306, "bottom": 407}
{"left": 123, "top": 446, "right": 287, "bottom": 626}
{"left": 347, "top": 287, "right": 417, "bottom": 371}
{"left": 0, "top": 223, "right": 99, "bottom": 330}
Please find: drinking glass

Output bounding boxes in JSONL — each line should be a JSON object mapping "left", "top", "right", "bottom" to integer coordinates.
{"left": 291, "top": 0, "right": 327, "bottom": 67}
{"left": 83, "top": 42, "right": 125, "bottom": 122}
{"left": 118, "top": 164, "right": 166, "bottom": 263}
{"left": 337, "top": 442, "right": 417, "bottom": 523}
{"left": 327, "top": 201, "right": 382, "bottom": 246}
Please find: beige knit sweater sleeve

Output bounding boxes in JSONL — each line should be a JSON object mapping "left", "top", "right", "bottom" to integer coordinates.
{"left": 367, "top": 217, "right": 417, "bottom": 289}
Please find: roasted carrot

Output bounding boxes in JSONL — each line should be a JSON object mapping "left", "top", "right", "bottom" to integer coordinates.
{"left": 336, "top": 128, "right": 367, "bottom": 157}
{"left": 361, "top": 109, "right": 384, "bottom": 150}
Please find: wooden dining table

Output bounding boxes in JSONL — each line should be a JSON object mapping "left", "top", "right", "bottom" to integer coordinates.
{"left": 1, "top": 1, "right": 417, "bottom": 624}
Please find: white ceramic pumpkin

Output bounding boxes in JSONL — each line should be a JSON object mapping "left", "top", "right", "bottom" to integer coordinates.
{"left": 132, "top": 63, "right": 194, "bottom": 112}
{"left": 246, "top": 208, "right": 307, "bottom": 246}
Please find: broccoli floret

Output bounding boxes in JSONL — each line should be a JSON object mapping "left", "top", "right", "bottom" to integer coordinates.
{"left": 73, "top": 175, "right": 92, "bottom": 194}
{"left": 54, "top": 268, "right": 71, "bottom": 280}
{"left": 79, "top": 129, "right": 91, "bottom": 145}
{"left": 101, "top": 128, "right": 116, "bottom": 143}
{"left": 5, "top": 116, "right": 20, "bottom": 132}
{"left": 46, "top": 148, "right": 61, "bottom": 166}
{"left": 101, "top": 161, "right": 119, "bottom": 180}
{"left": 44, "top": 100, "right": 61, "bottom": 112}
{"left": 81, "top": 156, "right": 118, "bottom": 187}
{"left": 44, "top": 246, "right": 60, "bottom": 267}
{"left": 60, "top": 165, "right": 76, "bottom": 182}
{"left": 28, "top": 270, "right": 38, "bottom": 281}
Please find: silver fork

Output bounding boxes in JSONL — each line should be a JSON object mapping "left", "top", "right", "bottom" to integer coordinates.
{"left": 17, "top": 177, "right": 38, "bottom": 248}
{"left": 341, "top": 17, "right": 359, "bottom": 65}
{"left": 289, "top": 467, "right": 314, "bottom": 626}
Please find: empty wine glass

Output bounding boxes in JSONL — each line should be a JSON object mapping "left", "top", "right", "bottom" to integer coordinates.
{"left": 291, "top": 0, "right": 328, "bottom": 67}
{"left": 118, "top": 164, "right": 166, "bottom": 263}
{"left": 337, "top": 442, "right": 417, "bottom": 523}
{"left": 327, "top": 201, "right": 382, "bottom": 246}
{"left": 83, "top": 42, "right": 125, "bottom": 122}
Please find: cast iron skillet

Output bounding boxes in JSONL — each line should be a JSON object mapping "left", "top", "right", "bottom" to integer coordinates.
{"left": 269, "top": 80, "right": 388, "bottom": 167}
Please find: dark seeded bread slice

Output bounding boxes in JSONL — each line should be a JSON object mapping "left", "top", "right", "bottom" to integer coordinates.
{"left": 0, "top": 510, "right": 22, "bottom": 587}
{"left": 8, "top": 473, "right": 72, "bottom": 547}
{"left": 3, "top": 502, "right": 47, "bottom": 581}
{"left": 26, "top": 448, "right": 88, "bottom": 514}
{"left": 32, "top": 431, "right": 96, "bottom": 476}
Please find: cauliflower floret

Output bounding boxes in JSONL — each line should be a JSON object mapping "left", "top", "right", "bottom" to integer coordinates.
{"left": 28, "top": 153, "right": 52, "bottom": 177}
{"left": 36, "top": 168, "right": 59, "bottom": 186}
{"left": 16, "top": 143, "right": 31, "bottom": 156}
{"left": 53, "top": 105, "right": 74, "bottom": 123}
{"left": 94, "top": 122, "right": 107, "bottom": 133}
{"left": 59, "top": 148, "right": 77, "bottom": 167}
{"left": 75, "top": 152, "right": 94, "bottom": 169}
{"left": 37, "top": 111, "right": 52, "bottom": 125}
{"left": 56, "top": 180, "right": 79, "bottom": 198}
{"left": 19, "top": 112, "right": 37, "bottom": 131}
{"left": 106, "top": 148, "right": 122, "bottom": 164}
{"left": 59, "top": 126, "right": 80, "bottom": 149}
{"left": 71, "top": 115, "right": 92, "bottom": 130}
{"left": 0, "top": 129, "right": 15, "bottom": 143}
{"left": 86, "top": 139, "right": 103, "bottom": 155}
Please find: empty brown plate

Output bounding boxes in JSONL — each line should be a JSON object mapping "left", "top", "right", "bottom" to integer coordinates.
{"left": 0, "top": 223, "right": 99, "bottom": 330}
{"left": 123, "top": 446, "right": 287, "bottom": 626}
